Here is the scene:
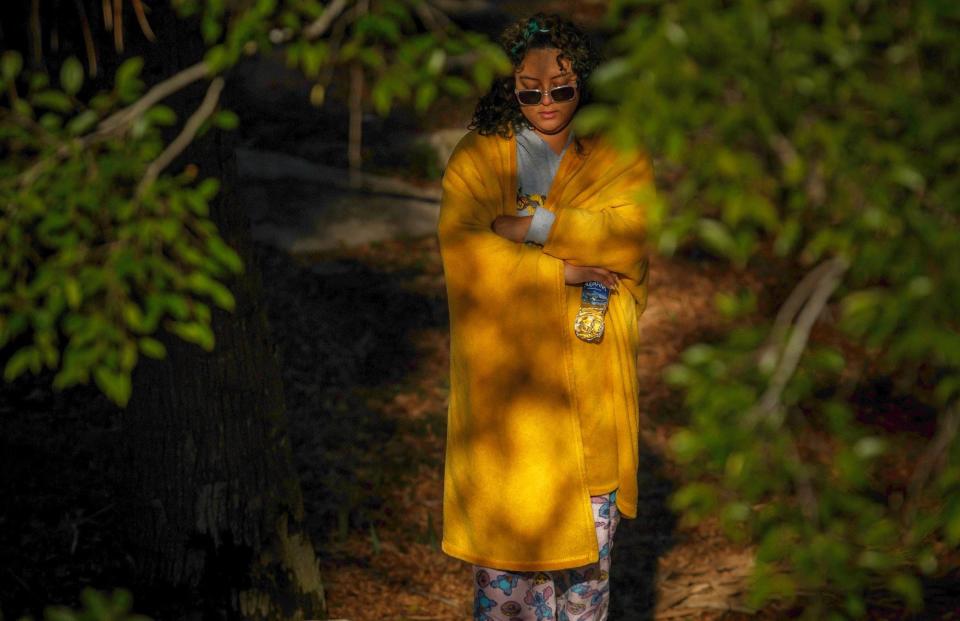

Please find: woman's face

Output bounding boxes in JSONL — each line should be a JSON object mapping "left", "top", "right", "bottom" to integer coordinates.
{"left": 514, "top": 47, "right": 579, "bottom": 135}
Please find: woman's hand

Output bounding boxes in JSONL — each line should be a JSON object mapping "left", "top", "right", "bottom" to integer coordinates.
{"left": 491, "top": 215, "right": 532, "bottom": 243}
{"left": 564, "top": 261, "right": 620, "bottom": 290}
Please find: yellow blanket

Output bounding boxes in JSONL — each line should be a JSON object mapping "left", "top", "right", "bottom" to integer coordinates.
{"left": 437, "top": 128, "right": 653, "bottom": 571}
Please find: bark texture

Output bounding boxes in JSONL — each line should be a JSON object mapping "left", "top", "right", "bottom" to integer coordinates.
{"left": 114, "top": 6, "right": 325, "bottom": 619}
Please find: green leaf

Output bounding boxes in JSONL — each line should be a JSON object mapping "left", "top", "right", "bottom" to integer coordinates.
{"left": 471, "top": 62, "right": 493, "bottom": 89}
{"left": 197, "top": 177, "right": 220, "bottom": 201}
{"left": 669, "top": 429, "right": 703, "bottom": 462}
{"left": 441, "top": 76, "right": 472, "bottom": 98}
{"left": 839, "top": 289, "right": 883, "bottom": 336}
{"left": 757, "top": 525, "right": 798, "bottom": 562}
{"left": 67, "top": 109, "right": 99, "bottom": 135}
{"left": 934, "top": 375, "right": 960, "bottom": 406}
{"left": 64, "top": 278, "right": 81, "bottom": 309}
{"left": 414, "top": 82, "right": 437, "bottom": 113}
{"left": 773, "top": 218, "right": 801, "bottom": 257}
{"left": 1, "top": 50, "right": 23, "bottom": 81}
{"left": 697, "top": 218, "right": 737, "bottom": 258}
{"left": 93, "top": 365, "right": 132, "bottom": 407}
{"left": 4, "top": 346, "right": 37, "bottom": 381}
{"left": 60, "top": 56, "right": 84, "bottom": 95}
{"left": 32, "top": 90, "right": 73, "bottom": 113}
{"left": 201, "top": 15, "right": 223, "bottom": 44}
{"left": 12, "top": 98, "right": 34, "bottom": 119}
{"left": 115, "top": 56, "right": 144, "bottom": 96}
{"left": 371, "top": 79, "right": 393, "bottom": 116}
{"left": 358, "top": 47, "right": 385, "bottom": 69}
{"left": 300, "top": 42, "right": 327, "bottom": 78}
{"left": 138, "top": 337, "right": 167, "bottom": 360}
{"left": 145, "top": 104, "right": 177, "bottom": 126}
{"left": 669, "top": 482, "right": 718, "bottom": 517}
{"left": 206, "top": 237, "right": 243, "bottom": 274}
{"left": 887, "top": 573, "right": 923, "bottom": 612}
{"left": 213, "top": 109, "right": 239, "bottom": 130}
{"left": 184, "top": 272, "right": 235, "bottom": 311}
{"left": 425, "top": 49, "right": 446, "bottom": 76}
{"left": 29, "top": 72, "right": 50, "bottom": 90}
{"left": 168, "top": 321, "right": 215, "bottom": 351}
{"left": 572, "top": 105, "right": 612, "bottom": 135}
{"left": 159, "top": 293, "right": 190, "bottom": 320}
{"left": 663, "top": 363, "right": 693, "bottom": 386}
{"left": 80, "top": 586, "right": 109, "bottom": 618}
{"left": 893, "top": 166, "right": 925, "bottom": 192}
{"left": 120, "top": 339, "right": 138, "bottom": 371}
{"left": 590, "top": 58, "right": 632, "bottom": 89}
{"left": 123, "top": 302, "right": 147, "bottom": 333}
{"left": 43, "top": 607, "right": 77, "bottom": 621}
{"left": 805, "top": 346, "right": 845, "bottom": 374}
{"left": 205, "top": 45, "right": 228, "bottom": 73}
{"left": 39, "top": 111, "right": 63, "bottom": 131}
{"left": 852, "top": 436, "right": 886, "bottom": 459}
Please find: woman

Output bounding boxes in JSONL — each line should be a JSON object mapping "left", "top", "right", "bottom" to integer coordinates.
{"left": 436, "top": 12, "right": 654, "bottom": 621}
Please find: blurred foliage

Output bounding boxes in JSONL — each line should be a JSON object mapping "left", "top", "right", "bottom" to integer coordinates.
{"left": 18, "top": 588, "right": 150, "bottom": 621}
{"left": 580, "top": 0, "right": 960, "bottom": 616}
{"left": 171, "top": 0, "right": 510, "bottom": 113}
{"left": 0, "top": 1, "right": 508, "bottom": 407}
{"left": 1, "top": 51, "right": 242, "bottom": 407}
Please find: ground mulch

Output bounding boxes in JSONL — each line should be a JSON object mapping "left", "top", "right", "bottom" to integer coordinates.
{"left": 2, "top": 231, "right": 957, "bottom": 620}
{"left": 278, "top": 234, "right": 960, "bottom": 621}
{"left": 272, "top": 234, "right": 775, "bottom": 620}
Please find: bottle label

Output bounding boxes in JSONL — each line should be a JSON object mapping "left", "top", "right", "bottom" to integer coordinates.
{"left": 575, "top": 281, "right": 610, "bottom": 343}
{"left": 581, "top": 281, "right": 609, "bottom": 307}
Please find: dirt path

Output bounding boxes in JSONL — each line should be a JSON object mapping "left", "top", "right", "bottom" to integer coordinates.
{"left": 259, "top": 231, "right": 960, "bottom": 621}
{"left": 262, "top": 233, "right": 776, "bottom": 621}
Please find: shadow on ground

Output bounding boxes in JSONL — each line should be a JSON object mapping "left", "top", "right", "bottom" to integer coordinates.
{"left": 254, "top": 240, "right": 449, "bottom": 550}
{"left": 610, "top": 442, "right": 678, "bottom": 620}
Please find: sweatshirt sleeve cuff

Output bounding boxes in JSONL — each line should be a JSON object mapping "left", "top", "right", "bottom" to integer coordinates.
{"left": 524, "top": 207, "right": 556, "bottom": 245}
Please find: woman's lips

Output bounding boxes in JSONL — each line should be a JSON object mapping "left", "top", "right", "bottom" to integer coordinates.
{"left": 539, "top": 111, "right": 558, "bottom": 119}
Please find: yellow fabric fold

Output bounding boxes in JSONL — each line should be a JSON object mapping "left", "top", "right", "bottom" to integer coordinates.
{"left": 437, "top": 129, "right": 653, "bottom": 571}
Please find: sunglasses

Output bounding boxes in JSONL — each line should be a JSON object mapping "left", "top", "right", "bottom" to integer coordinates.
{"left": 514, "top": 82, "right": 578, "bottom": 106}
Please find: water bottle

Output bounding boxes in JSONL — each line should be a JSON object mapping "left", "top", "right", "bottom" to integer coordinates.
{"left": 574, "top": 280, "right": 610, "bottom": 343}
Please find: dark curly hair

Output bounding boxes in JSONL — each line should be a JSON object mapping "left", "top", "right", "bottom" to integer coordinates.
{"left": 468, "top": 13, "right": 603, "bottom": 153}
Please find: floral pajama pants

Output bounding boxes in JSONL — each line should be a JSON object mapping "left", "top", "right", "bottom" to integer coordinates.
{"left": 472, "top": 489, "right": 620, "bottom": 621}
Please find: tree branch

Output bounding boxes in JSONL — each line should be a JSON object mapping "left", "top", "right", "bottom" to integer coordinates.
{"left": 905, "top": 401, "right": 960, "bottom": 522}
{"left": 15, "top": 0, "right": 348, "bottom": 191}
{"left": 136, "top": 77, "right": 225, "bottom": 198}
{"left": 303, "top": 0, "right": 350, "bottom": 40}
{"left": 757, "top": 259, "right": 842, "bottom": 370}
{"left": 746, "top": 257, "right": 849, "bottom": 427}
{"left": 785, "top": 431, "right": 819, "bottom": 523}
{"left": 415, "top": 1, "right": 454, "bottom": 33}
{"left": 96, "top": 60, "right": 211, "bottom": 136}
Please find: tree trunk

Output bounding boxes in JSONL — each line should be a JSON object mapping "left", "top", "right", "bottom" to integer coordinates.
{"left": 114, "top": 7, "right": 325, "bottom": 619}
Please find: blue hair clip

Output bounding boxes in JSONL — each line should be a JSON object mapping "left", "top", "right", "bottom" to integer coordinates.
{"left": 510, "top": 18, "right": 551, "bottom": 59}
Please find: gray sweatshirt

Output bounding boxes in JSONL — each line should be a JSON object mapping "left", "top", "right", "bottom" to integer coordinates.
{"left": 516, "top": 126, "right": 574, "bottom": 245}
